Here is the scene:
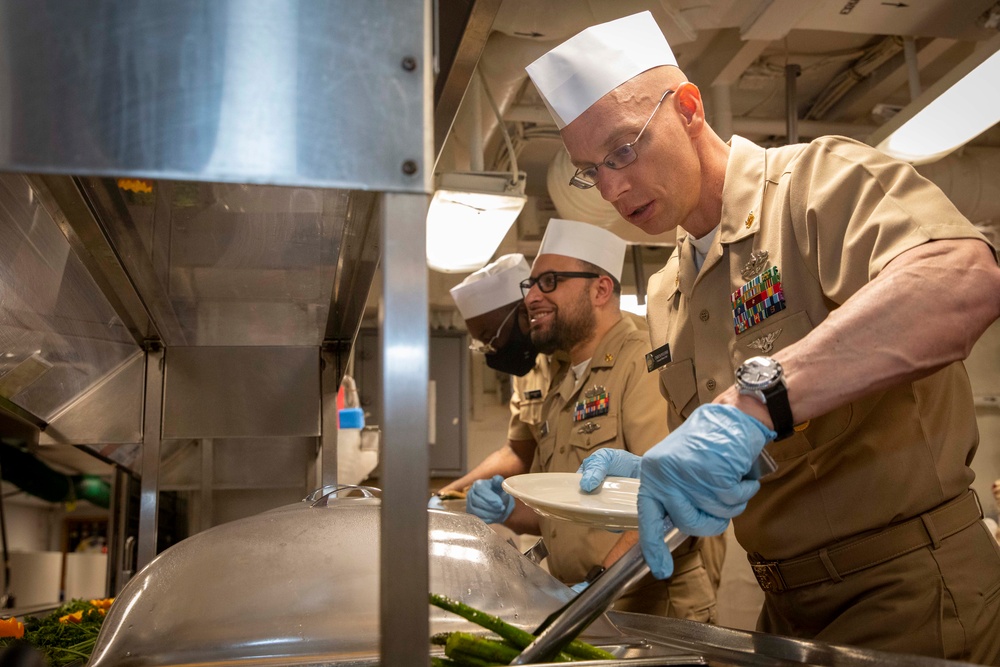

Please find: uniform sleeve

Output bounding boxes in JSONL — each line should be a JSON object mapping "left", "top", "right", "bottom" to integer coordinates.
{"left": 618, "top": 338, "right": 670, "bottom": 456}
{"left": 786, "top": 137, "right": 995, "bottom": 305}
{"left": 507, "top": 374, "right": 534, "bottom": 442}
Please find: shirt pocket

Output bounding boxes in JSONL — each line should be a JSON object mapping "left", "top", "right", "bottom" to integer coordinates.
{"left": 659, "top": 358, "right": 698, "bottom": 419}
{"left": 566, "top": 414, "right": 619, "bottom": 468}
{"left": 518, "top": 398, "right": 546, "bottom": 428}
{"left": 729, "top": 309, "right": 850, "bottom": 460}
{"left": 730, "top": 309, "right": 812, "bottom": 366}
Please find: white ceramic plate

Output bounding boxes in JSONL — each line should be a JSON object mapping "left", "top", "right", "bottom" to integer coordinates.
{"left": 502, "top": 473, "right": 639, "bottom": 530}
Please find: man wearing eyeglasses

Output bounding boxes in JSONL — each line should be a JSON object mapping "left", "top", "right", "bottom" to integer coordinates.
{"left": 436, "top": 254, "right": 568, "bottom": 504}
{"left": 525, "top": 10, "right": 1000, "bottom": 661}
{"left": 468, "top": 217, "right": 725, "bottom": 622}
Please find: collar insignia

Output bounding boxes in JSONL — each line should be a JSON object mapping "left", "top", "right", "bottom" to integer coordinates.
{"left": 745, "top": 211, "right": 755, "bottom": 229}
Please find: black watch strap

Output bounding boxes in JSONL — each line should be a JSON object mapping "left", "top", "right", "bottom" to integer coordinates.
{"left": 584, "top": 565, "right": 606, "bottom": 583}
{"left": 762, "top": 381, "right": 795, "bottom": 440}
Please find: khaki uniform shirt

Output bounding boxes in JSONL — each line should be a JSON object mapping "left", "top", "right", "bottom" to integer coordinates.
{"left": 647, "top": 134, "right": 994, "bottom": 561}
{"left": 514, "top": 315, "right": 724, "bottom": 621}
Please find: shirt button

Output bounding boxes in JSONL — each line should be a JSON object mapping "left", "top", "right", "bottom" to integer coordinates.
{"left": 706, "top": 378, "right": 717, "bottom": 391}
{"left": 699, "top": 309, "right": 710, "bottom": 322}
{"left": 559, "top": 446, "right": 565, "bottom": 454}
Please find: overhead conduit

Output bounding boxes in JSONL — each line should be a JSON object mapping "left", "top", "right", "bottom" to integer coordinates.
{"left": 443, "top": 12, "right": 1000, "bottom": 250}
{"left": 0, "top": 443, "right": 110, "bottom": 508}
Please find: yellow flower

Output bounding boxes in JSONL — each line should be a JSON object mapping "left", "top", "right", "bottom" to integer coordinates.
{"left": 59, "top": 610, "right": 84, "bottom": 624}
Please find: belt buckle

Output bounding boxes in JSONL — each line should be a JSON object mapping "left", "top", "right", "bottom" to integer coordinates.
{"left": 750, "top": 560, "right": 787, "bottom": 593}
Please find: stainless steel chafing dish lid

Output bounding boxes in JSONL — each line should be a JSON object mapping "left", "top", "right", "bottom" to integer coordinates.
{"left": 89, "top": 488, "right": 585, "bottom": 667}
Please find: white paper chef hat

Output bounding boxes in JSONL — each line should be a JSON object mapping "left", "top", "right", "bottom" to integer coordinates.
{"left": 525, "top": 11, "right": 677, "bottom": 129}
{"left": 537, "top": 219, "right": 626, "bottom": 281}
{"left": 450, "top": 253, "right": 530, "bottom": 320}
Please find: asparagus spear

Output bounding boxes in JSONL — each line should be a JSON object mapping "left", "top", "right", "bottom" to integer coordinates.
{"left": 429, "top": 593, "right": 616, "bottom": 661}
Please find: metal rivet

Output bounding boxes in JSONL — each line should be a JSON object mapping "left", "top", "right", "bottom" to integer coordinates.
{"left": 699, "top": 309, "right": 710, "bottom": 322}
{"left": 706, "top": 378, "right": 717, "bottom": 391}
{"left": 401, "top": 56, "right": 417, "bottom": 71}
{"left": 401, "top": 160, "right": 418, "bottom": 175}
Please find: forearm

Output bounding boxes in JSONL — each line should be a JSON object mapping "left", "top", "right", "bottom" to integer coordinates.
{"left": 504, "top": 500, "right": 542, "bottom": 535}
{"left": 716, "top": 239, "right": 1000, "bottom": 425}
{"left": 439, "top": 439, "right": 535, "bottom": 494}
{"left": 601, "top": 531, "right": 639, "bottom": 569}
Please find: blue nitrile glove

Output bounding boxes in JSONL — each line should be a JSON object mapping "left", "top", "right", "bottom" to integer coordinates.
{"left": 570, "top": 581, "right": 591, "bottom": 594}
{"left": 638, "top": 404, "right": 775, "bottom": 579}
{"left": 428, "top": 495, "right": 445, "bottom": 510}
{"left": 466, "top": 475, "right": 515, "bottom": 524}
{"left": 577, "top": 449, "right": 642, "bottom": 492}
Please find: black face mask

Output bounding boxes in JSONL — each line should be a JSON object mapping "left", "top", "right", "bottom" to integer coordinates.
{"left": 484, "top": 322, "right": 537, "bottom": 377}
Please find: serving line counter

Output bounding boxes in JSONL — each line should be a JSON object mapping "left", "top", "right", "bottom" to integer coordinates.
{"left": 87, "top": 490, "right": 978, "bottom": 667}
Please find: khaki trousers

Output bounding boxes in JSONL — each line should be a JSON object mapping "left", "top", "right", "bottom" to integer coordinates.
{"left": 757, "top": 521, "right": 1000, "bottom": 664}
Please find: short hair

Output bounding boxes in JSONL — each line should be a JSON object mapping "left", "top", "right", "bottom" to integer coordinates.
{"left": 578, "top": 259, "right": 622, "bottom": 295}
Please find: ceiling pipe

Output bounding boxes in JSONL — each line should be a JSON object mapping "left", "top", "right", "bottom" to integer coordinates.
{"left": 467, "top": 73, "right": 485, "bottom": 172}
{"left": 785, "top": 64, "right": 801, "bottom": 144}
{"left": 903, "top": 37, "right": 922, "bottom": 100}
{"left": 631, "top": 246, "right": 647, "bottom": 306}
{"left": 711, "top": 83, "right": 734, "bottom": 142}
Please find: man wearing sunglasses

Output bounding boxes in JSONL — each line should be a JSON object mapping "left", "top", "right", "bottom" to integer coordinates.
{"left": 525, "top": 10, "right": 1000, "bottom": 661}
{"left": 465, "top": 218, "right": 724, "bottom": 622}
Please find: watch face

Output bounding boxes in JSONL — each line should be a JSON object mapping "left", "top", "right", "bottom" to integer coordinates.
{"left": 737, "top": 356, "right": 782, "bottom": 391}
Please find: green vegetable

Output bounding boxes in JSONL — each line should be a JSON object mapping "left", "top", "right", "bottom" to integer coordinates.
{"left": 429, "top": 593, "right": 616, "bottom": 662}
{"left": 445, "top": 632, "right": 519, "bottom": 664}
{"left": 430, "top": 657, "right": 466, "bottom": 667}
{"left": 0, "top": 599, "right": 109, "bottom": 667}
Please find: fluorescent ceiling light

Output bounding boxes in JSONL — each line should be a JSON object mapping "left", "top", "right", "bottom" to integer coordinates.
{"left": 870, "top": 34, "right": 1000, "bottom": 165}
{"left": 426, "top": 172, "right": 526, "bottom": 274}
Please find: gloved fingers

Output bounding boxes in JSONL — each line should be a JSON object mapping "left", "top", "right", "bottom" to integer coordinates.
{"left": 637, "top": 494, "right": 674, "bottom": 579}
{"left": 577, "top": 455, "right": 609, "bottom": 493}
{"left": 658, "top": 488, "right": 729, "bottom": 537}
{"left": 428, "top": 495, "right": 445, "bottom": 510}
{"left": 466, "top": 494, "right": 499, "bottom": 519}
{"left": 684, "top": 482, "right": 758, "bottom": 521}
{"left": 569, "top": 581, "right": 590, "bottom": 594}
{"left": 713, "top": 479, "right": 761, "bottom": 508}
{"left": 488, "top": 474, "right": 506, "bottom": 492}
{"left": 466, "top": 479, "right": 504, "bottom": 520}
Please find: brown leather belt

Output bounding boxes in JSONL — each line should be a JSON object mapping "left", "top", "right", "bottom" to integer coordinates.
{"left": 749, "top": 490, "right": 983, "bottom": 594}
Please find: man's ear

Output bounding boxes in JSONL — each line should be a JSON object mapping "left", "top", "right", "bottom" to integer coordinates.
{"left": 591, "top": 275, "right": 615, "bottom": 306}
{"left": 675, "top": 82, "right": 705, "bottom": 136}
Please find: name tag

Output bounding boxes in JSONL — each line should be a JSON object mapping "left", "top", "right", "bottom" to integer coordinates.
{"left": 645, "top": 343, "right": 671, "bottom": 372}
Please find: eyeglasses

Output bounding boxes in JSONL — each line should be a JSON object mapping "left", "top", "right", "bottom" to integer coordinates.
{"left": 468, "top": 303, "right": 519, "bottom": 355}
{"left": 519, "top": 271, "right": 600, "bottom": 297}
{"left": 569, "top": 89, "right": 675, "bottom": 189}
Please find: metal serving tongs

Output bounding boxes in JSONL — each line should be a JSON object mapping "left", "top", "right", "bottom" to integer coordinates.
{"left": 510, "top": 450, "right": 778, "bottom": 665}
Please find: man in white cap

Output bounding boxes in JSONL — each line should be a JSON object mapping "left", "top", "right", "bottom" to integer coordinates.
{"left": 436, "top": 254, "right": 566, "bottom": 503}
{"left": 526, "top": 10, "right": 1000, "bottom": 661}
{"left": 469, "top": 218, "right": 725, "bottom": 621}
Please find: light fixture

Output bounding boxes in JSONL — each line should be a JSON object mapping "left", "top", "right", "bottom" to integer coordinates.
{"left": 620, "top": 294, "right": 647, "bottom": 318}
{"left": 869, "top": 34, "right": 1000, "bottom": 165}
{"left": 426, "top": 171, "right": 526, "bottom": 274}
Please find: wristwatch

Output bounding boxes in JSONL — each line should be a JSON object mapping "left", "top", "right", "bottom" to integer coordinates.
{"left": 735, "top": 356, "right": 795, "bottom": 440}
